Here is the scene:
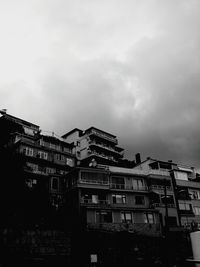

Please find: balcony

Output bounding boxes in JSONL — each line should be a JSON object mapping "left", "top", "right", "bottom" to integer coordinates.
{"left": 148, "top": 169, "right": 170, "bottom": 176}
{"left": 110, "top": 183, "right": 148, "bottom": 192}
{"left": 89, "top": 142, "right": 123, "bottom": 157}
{"left": 150, "top": 185, "right": 172, "bottom": 191}
{"left": 79, "top": 179, "right": 109, "bottom": 185}
{"left": 80, "top": 199, "right": 110, "bottom": 206}
{"left": 87, "top": 150, "right": 118, "bottom": 162}
{"left": 86, "top": 223, "right": 161, "bottom": 236}
{"left": 151, "top": 203, "right": 176, "bottom": 208}
{"left": 88, "top": 129, "right": 118, "bottom": 144}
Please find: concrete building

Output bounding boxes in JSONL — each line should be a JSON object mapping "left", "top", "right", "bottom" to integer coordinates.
{"left": 62, "top": 127, "right": 124, "bottom": 167}
{"left": 170, "top": 166, "right": 200, "bottom": 230}
{"left": 134, "top": 156, "right": 200, "bottom": 231}
{"left": 0, "top": 111, "right": 75, "bottom": 209}
{"left": 133, "top": 157, "right": 180, "bottom": 228}
{"left": 66, "top": 165, "right": 161, "bottom": 237}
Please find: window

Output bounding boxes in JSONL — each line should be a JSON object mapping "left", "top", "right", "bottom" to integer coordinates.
{"left": 111, "top": 177, "right": 125, "bottom": 189}
{"left": 81, "top": 171, "right": 108, "bottom": 184}
{"left": 161, "top": 195, "right": 174, "bottom": 204}
{"left": 133, "top": 179, "right": 145, "bottom": 189}
{"left": 121, "top": 212, "right": 132, "bottom": 223}
{"left": 64, "top": 147, "right": 72, "bottom": 153}
{"left": 46, "top": 167, "right": 56, "bottom": 174}
{"left": 112, "top": 194, "right": 126, "bottom": 204}
{"left": 56, "top": 154, "right": 65, "bottom": 161}
{"left": 24, "top": 147, "right": 34, "bottom": 156}
{"left": 96, "top": 211, "right": 112, "bottom": 223}
{"left": 194, "top": 207, "right": 200, "bottom": 215}
{"left": 51, "top": 177, "right": 59, "bottom": 191}
{"left": 38, "top": 151, "right": 48, "bottom": 160}
{"left": 144, "top": 213, "right": 154, "bottom": 224}
{"left": 190, "top": 190, "right": 200, "bottom": 200}
{"left": 66, "top": 158, "right": 73, "bottom": 167}
{"left": 27, "top": 163, "right": 38, "bottom": 172}
{"left": 92, "top": 195, "right": 98, "bottom": 204}
{"left": 38, "top": 165, "right": 46, "bottom": 174}
{"left": 135, "top": 196, "right": 145, "bottom": 205}
{"left": 24, "top": 127, "right": 35, "bottom": 136}
{"left": 50, "top": 143, "right": 56, "bottom": 149}
{"left": 179, "top": 203, "right": 192, "bottom": 211}
{"left": 39, "top": 139, "right": 45, "bottom": 146}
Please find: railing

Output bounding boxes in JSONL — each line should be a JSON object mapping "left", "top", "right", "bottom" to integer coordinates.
{"left": 86, "top": 223, "right": 161, "bottom": 236}
{"left": 110, "top": 183, "right": 148, "bottom": 191}
{"left": 89, "top": 129, "right": 118, "bottom": 144}
{"left": 150, "top": 185, "right": 172, "bottom": 191}
{"left": 89, "top": 142, "right": 123, "bottom": 156}
{"left": 148, "top": 169, "right": 170, "bottom": 176}
{"left": 81, "top": 199, "right": 110, "bottom": 205}
{"left": 152, "top": 203, "right": 176, "bottom": 208}
{"left": 79, "top": 179, "right": 109, "bottom": 185}
{"left": 88, "top": 150, "right": 117, "bottom": 162}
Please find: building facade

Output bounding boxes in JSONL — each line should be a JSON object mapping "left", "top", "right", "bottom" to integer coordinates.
{"left": 66, "top": 166, "right": 161, "bottom": 237}
{"left": 62, "top": 127, "right": 124, "bottom": 167}
{"left": 0, "top": 111, "right": 75, "bottom": 209}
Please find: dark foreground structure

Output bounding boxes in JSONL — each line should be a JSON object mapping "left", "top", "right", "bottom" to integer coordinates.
{"left": 0, "top": 111, "right": 198, "bottom": 267}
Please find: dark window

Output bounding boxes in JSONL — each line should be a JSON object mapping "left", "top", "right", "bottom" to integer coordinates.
{"left": 167, "top": 216, "right": 177, "bottom": 227}
{"left": 51, "top": 178, "right": 59, "bottom": 190}
{"left": 96, "top": 211, "right": 112, "bottom": 223}
{"left": 81, "top": 171, "right": 108, "bottom": 184}
{"left": 161, "top": 195, "right": 174, "bottom": 204}
{"left": 112, "top": 194, "right": 126, "bottom": 204}
{"left": 135, "top": 196, "right": 145, "bottom": 205}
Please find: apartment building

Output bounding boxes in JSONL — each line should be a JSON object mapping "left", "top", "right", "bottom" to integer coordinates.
{"left": 133, "top": 157, "right": 180, "bottom": 228}
{"left": 62, "top": 127, "right": 124, "bottom": 167}
{"left": 134, "top": 156, "right": 200, "bottom": 231}
{"left": 170, "top": 166, "right": 200, "bottom": 229}
{"left": 66, "top": 166, "right": 161, "bottom": 237}
{"left": 0, "top": 111, "right": 75, "bottom": 209}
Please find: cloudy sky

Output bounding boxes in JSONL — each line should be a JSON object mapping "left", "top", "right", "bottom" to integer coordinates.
{"left": 1, "top": 0, "right": 200, "bottom": 168}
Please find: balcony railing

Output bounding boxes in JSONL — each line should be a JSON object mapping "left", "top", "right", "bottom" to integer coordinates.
{"left": 150, "top": 185, "right": 172, "bottom": 191}
{"left": 86, "top": 222, "right": 161, "bottom": 236}
{"left": 89, "top": 142, "right": 123, "bottom": 156}
{"left": 87, "top": 150, "right": 118, "bottom": 162}
{"left": 80, "top": 199, "right": 110, "bottom": 205}
{"left": 152, "top": 203, "right": 176, "bottom": 208}
{"left": 148, "top": 169, "right": 170, "bottom": 176}
{"left": 89, "top": 129, "right": 118, "bottom": 144}
{"left": 110, "top": 183, "right": 148, "bottom": 191}
{"left": 79, "top": 179, "right": 109, "bottom": 185}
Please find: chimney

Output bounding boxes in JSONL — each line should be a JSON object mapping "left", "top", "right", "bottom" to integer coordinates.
{"left": 135, "top": 153, "right": 141, "bottom": 165}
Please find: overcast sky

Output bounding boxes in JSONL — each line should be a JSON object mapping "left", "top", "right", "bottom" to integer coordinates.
{"left": 1, "top": 0, "right": 200, "bottom": 168}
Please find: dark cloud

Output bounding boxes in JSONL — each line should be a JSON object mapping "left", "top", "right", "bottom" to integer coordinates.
{"left": 1, "top": 0, "right": 200, "bottom": 168}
